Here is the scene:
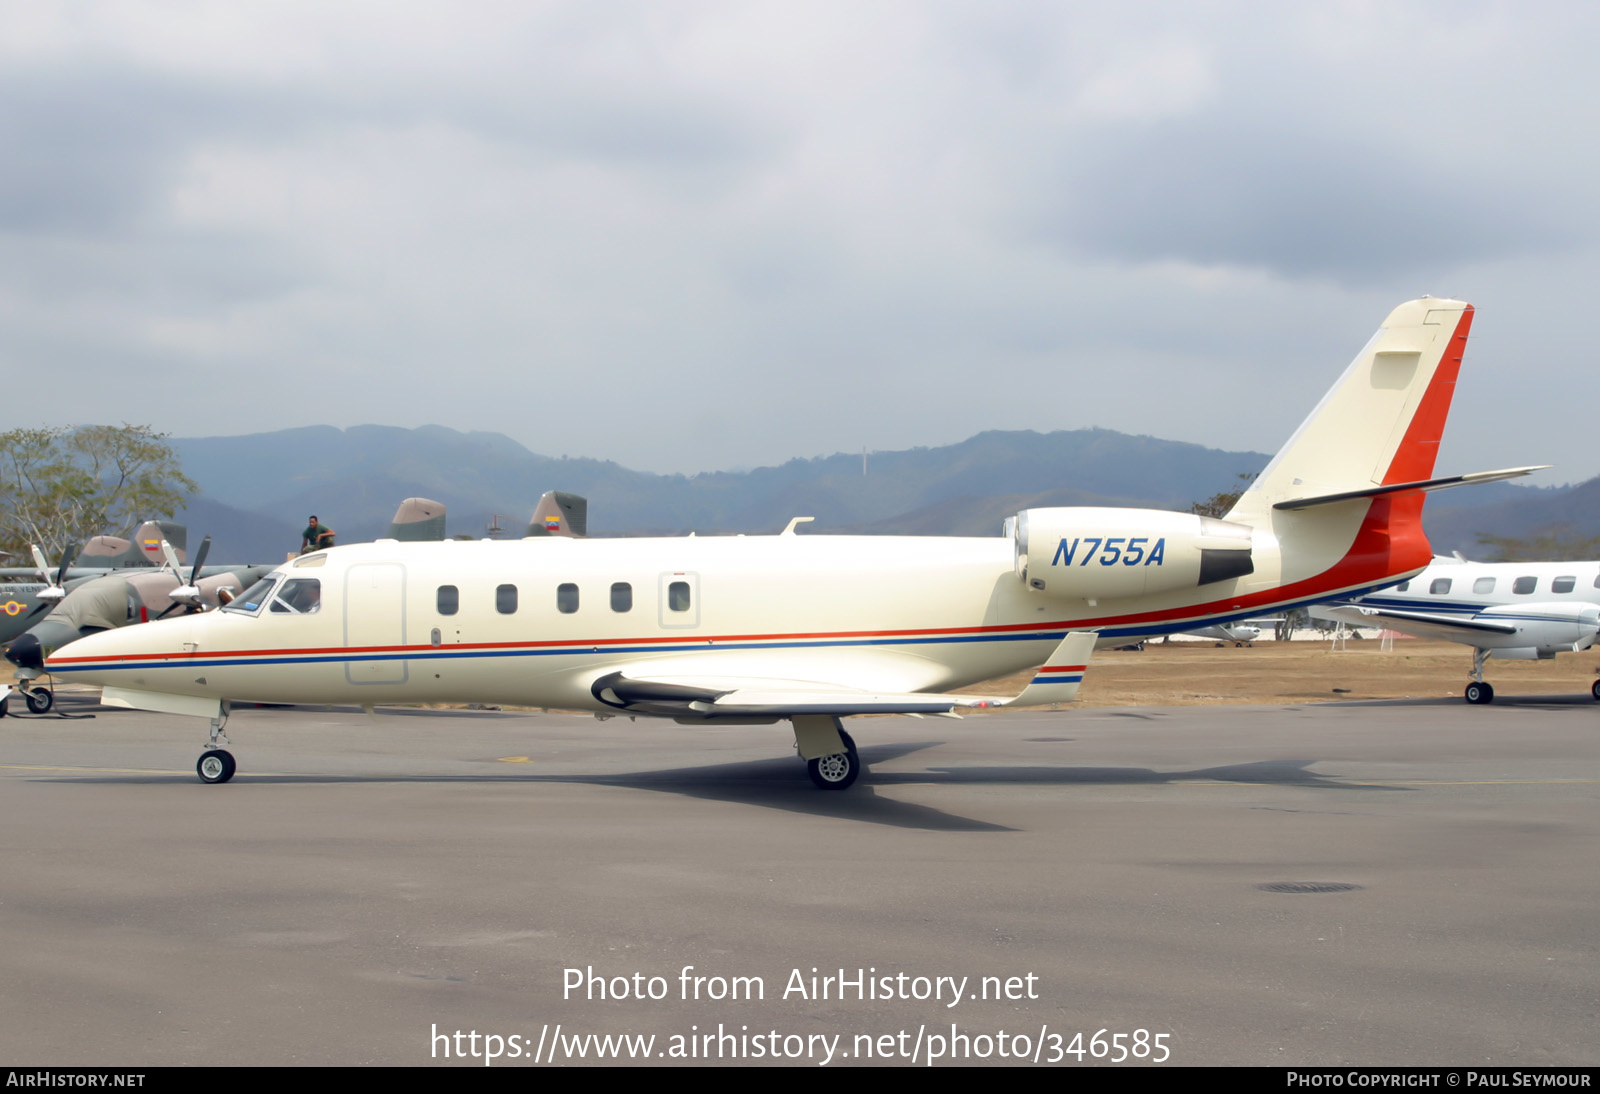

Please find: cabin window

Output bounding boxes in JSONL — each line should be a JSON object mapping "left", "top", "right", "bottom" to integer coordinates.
{"left": 1395, "top": 581, "right": 1410, "bottom": 592}
{"left": 437, "top": 585, "right": 459, "bottom": 615}
{"left": 1553, "top": 576, "right": 1576, "bottom": 593}
{"left": 1429, "top": 578, "right": 1452, "bottom": 595}
{"left": 270, "top": 579, "right": 321, "bottom": 614}
{"left": 611, "top": 582, "right": 632, "bottom": 612}
{"left": 1513, "top": 576, "right": 1537, "bottom": 595}
{"left": 668, "top": 580, "right": 692, "bottom": 612}
{"left": 1473, "top": 577, "right": 1495, "bottom": 594}
{"left": 496, "top": 584, "right": 518, "bottom": 614}
{"left": 558, "top": 583, "right": 579, "bottom": 614}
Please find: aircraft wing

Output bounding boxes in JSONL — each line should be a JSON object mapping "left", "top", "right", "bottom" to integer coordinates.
{"left": 593, "top": 632, "right": 1098, "bottom": 719}
{"left": 1315, "top": 603, "right": 1520, "bottom": 641}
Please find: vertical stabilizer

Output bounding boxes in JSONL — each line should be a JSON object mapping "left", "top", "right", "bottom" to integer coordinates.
{"left": 1228, "top": 298, "right": 1473, "bottom": 524}
{"left": 387, "top": 498, "right": 447, "bottom": 542}
{"left": 526, "top": 491, "right": 587, "bottom": 538}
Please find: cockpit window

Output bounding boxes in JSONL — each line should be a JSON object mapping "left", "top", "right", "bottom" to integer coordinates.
{"left": 269, "top": 578, "right": 322, "bottom": 614}
{"left": 223, "top": 575, "right": 281, "bottom": 616}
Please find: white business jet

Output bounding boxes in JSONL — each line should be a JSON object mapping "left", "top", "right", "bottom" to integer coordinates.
{"left": 46, "top": 298, "right": 1538, "bottom": 789}
{"left": 1313, "top": 558, "right": 1600, "bottom": 703}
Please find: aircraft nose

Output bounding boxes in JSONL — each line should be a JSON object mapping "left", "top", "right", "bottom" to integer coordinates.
{"left": 5, "top": 632, "right": 43, "bottom": 671}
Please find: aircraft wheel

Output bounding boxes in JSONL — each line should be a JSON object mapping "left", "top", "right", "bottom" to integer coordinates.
{"left": 0, "top": 694, "right": 8, "bottom": 717}
{"left": 806, "top": 728, "right": 860, "bottom": 791}
{"left": 1464, "top": 682, "right": 1494, "bottom": 705}
{"left": 25, "top": 688, "right": 52, "bottom": 715}
{"left": 197, "top": 749, "right": 236, "bottom": 784}
{"left": 1591, "top": 679, "right": 1600, "bottom": 701}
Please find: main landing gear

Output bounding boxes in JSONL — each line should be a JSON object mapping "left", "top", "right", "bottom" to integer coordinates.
{"left": 0, "top": 681, "right": 57, "bottom": 715}
{"left": 1464, "top": 649, "right": 1494, "bottom": 704}
{"left": 794, "top": 715, "right": 863, "bottom": 790}
{"left": 196, "top": 702, "right": 236, "bottom": 784}
{"left": 807, "top": 730, "right": 860, "bottom": 790}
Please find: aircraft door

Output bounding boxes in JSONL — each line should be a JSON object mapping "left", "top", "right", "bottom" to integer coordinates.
{"left": 344, "top": 562, "right": 408, "bottom": 684}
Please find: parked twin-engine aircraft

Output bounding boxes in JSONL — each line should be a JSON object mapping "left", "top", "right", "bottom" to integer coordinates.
{"left": 1312, "top": 557, "right": 1600, "bottom": 703}
{"left": 0, "top": 521, "right": 188, "bottom": 646}
{"left": 46, "top": 298, "right": 1539, "bottom": 788}
{"left": 1, "top": 501, "right": 462, "bottom": 714}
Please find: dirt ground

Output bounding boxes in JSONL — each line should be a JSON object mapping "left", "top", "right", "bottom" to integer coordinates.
{"left": 968, "top": 636, "right": 1600, "bottom": 706}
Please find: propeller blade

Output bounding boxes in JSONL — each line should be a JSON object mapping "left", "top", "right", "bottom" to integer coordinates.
{"left": 156, "top": 602, "right": 185, "bottom": 620}
{"left": 188, "top": 535, "right": 212, "bottom": 585}
{"left": 158, "top": 539, "right": 183, "bottom": 578}
{"left": 54, "top": 544, "right": 76, "bottom": 587}
{"left": 29, "top": 545, "right": 49, "bottom": 578}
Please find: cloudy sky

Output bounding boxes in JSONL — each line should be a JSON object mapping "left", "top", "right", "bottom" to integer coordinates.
{"left": 2, "top": 2, "right": 1596, "bottom": 483}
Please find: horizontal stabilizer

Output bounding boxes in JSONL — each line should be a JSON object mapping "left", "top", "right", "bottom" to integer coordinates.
{"left": 1274, "top": 465, "right": 1548, "bottom": 511}
{"left": 1004, "top": 632, "right": 1097, "bottom": 708}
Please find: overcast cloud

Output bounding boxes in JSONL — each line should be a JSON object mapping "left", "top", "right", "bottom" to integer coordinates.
{"left": 1, "top": 1, "right": 1596, "bottom": 484}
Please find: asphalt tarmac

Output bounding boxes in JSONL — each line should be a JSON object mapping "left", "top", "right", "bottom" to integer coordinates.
{"left": 1, "top": 692, "right": 1595, "bottom": 1067}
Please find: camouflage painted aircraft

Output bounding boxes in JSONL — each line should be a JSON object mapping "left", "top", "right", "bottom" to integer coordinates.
{"left": 1, "top": 500, "right": 465, "bottom": 714}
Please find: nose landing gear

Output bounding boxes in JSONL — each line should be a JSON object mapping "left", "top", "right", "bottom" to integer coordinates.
{"left": 196, "top": 702, "right": 235, "bottom": 784}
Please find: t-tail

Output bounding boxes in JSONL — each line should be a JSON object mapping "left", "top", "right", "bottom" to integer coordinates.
{"left": 1007, "top": 298, "right": 1543, "bottom": 632}
{"left": 1221, "top": 298, "right": 1540, "bottom": 590}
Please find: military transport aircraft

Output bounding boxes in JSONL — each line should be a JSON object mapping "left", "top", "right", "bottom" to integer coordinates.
{"left": 0, "top": 521, "right": 188, "bottom": 647}
{"left": 1312, "top": 557, "right": 1600, "bottom": 703}
{"left": 1, "top": 501, "right": 458, "bottom": 714}
{"left": 44, "top": 298, "right": 1540, "bottom": 789}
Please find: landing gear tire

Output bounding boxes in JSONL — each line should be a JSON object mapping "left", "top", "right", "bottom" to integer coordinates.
{"left": 1591, "top": 679, "right": 1600, "bottom": 701}
{"left": 197, "top": 749, "right": 236, "bottom": 784}
{"left": 806, "top": 729, "right": 860, "bottom": 791}
{"left": 25, "top": 688, "right": 52, "bottom": 715}
{"left": 1464, "top": 681, "right": 1494, "bottom": 705}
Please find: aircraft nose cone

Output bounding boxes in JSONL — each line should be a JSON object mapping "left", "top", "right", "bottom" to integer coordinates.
{"left": 5, "top": 632, "right": 43, "bottom": 670}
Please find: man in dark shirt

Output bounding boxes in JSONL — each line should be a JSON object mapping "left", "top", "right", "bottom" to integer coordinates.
{"left": 300, "top": 516, "right": 336, "bottom": 553}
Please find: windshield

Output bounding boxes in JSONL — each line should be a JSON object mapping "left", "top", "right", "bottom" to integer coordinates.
{"left": 222, "top": 575, "right": 281, "bottom": 616}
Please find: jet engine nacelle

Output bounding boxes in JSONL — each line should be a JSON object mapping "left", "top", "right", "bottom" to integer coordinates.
{"left": 1012, "top": 507, "right": 1254, "bottom": 600}
{"left": 1478, "top": 602, "right": 1600, "bottom": 657}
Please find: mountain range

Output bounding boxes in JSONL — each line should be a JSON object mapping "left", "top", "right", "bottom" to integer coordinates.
{"left": 167, "top": 425, "right": 1587, "bottom": 563}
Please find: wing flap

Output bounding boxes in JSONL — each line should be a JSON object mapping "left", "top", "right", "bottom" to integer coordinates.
{"left": 592, "top": 631, "right": 1099, "bottom": 718}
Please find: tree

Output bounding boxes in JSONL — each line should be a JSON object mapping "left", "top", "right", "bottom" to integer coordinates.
{"left": 1474, "top": 525, "right": 1600, "bottom": 562}
{"left": 1189, "top": 472, "right": 1258, "bottom": 519}
{"left": 0, "top": 425, "right": 198, "bottom": 563}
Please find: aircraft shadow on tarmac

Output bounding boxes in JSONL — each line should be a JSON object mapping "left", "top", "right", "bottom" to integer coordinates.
{"left": 23, "top": 734, "right": 1404, "bottom": 833}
